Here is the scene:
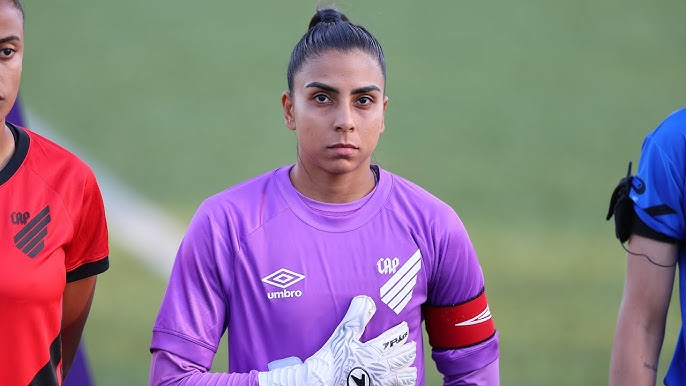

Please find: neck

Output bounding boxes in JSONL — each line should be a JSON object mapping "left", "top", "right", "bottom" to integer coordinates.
{"left": 289, "top": 162, "right": 376, "bottom": 203}
{"left": 0, "top": 122, "right": 16, "bottom": 172}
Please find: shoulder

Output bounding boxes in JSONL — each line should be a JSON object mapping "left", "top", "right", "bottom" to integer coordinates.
{"left": 635, "top": 107, "right": 686, "bottom": 177}
{"left": 23, "top": 126, "right": 96, "bottom": 181}
{"left": 380, "top": 167, "right": 467, "bottom": 239}
{"left": 382, "top": 168, "right": 458, "bottom": 218}
{"left": 17, "top": 127, "right": 101, "bottom": 218}
{"left": 201, "top": 168, "right": 280, "bottom": 210}
{"left": 643, "top": 107, "right": 686, "bottom": 151}
{"left": 192, "top": 167, "right": 288, "bottom": 235}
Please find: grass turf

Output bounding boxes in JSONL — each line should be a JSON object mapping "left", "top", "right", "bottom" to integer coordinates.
{"left": 17, "top": 1, "right": 686, "bottom": 384}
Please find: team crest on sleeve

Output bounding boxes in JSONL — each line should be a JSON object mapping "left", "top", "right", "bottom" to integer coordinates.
{"left": 379, "top": 249, "right": 422, "bottom": 314}
{"left": 261, "top": 268, "right": 305, "bottom": 300}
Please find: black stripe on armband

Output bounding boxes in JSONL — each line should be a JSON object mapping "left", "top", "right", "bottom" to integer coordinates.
{"left": 631, "top": 216, "right": 678, "bottom": 244}
{"left": 66, "top": 256, "right": 110, "bottom": 282}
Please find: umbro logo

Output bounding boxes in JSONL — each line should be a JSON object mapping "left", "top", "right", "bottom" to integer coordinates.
{"left": 379, "top": 249, "right": 422, "bottom": 314}
{"left": 13, "top": 205, "right": 50, "bottom": 258}
{"left": 262, "top": 268, "right": 305, "bottom": 300}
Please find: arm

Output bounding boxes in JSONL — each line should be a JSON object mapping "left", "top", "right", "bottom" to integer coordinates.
{"left": 425, "top": 209, "right": 499, "bottom": 385}
{"left": 149, "top": 350, "right": 258, "bottom": 386}
{"left": 150, "top": 296, "right": 417, "bottom": 386}
{"left": 609, "top": 234, "right": 678, "bottom": 386}
{"left": 61, "top": 167, "right": 109, "bottom": 378}
{"left": 61, "top": 276, "right": 97, "bottom": 378}
{"left": 432, "top": 335, "right": 499, "bottom": 386}
{"left": 444, "top": 357, "right": 498, "bottom": 386}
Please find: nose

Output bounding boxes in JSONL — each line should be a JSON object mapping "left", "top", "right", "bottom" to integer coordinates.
{"left": 334, "top": 104, "right": 355, "bottom": 132}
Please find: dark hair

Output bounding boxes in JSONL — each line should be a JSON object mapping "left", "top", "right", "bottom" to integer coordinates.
{"left": 287, "top": 7, "right": 386, "bottom": 92}
{"left": 2, "top": 0, "right": 24, "bottom": 21}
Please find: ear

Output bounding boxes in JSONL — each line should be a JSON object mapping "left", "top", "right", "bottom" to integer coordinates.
{"left": 282, "top": 91, "right": 296, "bottom": 131}
{"left": 380, "top": 95, "right": 388, "bottom": 134}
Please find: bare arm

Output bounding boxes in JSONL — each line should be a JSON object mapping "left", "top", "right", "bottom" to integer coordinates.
{"left": 609, "top": 234, "right": 678, "bottom": 386}
{"left": 62, "top": 276, "right": 97, "bottom": 379}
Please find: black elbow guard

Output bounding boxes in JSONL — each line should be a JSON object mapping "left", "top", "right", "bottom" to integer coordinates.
{"left": 606, "top": 162, "right": 636, "bottom": 243}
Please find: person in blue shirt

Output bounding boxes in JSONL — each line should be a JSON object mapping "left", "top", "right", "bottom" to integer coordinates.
{"left": 608, "top": 106, "right": 686, "bottom": 385}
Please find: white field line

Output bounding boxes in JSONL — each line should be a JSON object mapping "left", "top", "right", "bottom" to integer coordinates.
{"left": 27, "top": 113, "right": 183, "bottom": 277}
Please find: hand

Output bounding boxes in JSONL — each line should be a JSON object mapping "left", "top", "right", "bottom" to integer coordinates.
{"left": 258, "top": 295, "right": 417, "bottom": 386}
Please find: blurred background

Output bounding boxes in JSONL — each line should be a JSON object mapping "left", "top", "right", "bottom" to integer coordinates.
{"left": 18, "top": 1, "right": 686, "bottom": 384}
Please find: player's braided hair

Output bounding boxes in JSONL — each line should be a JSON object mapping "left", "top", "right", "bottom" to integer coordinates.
{"left": 286, "top": 7, "right": 386, "bottom": 93}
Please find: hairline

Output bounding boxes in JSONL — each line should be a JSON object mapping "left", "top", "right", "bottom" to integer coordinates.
{"left": 289, "top": 48, "right": 386, "bottom": 94}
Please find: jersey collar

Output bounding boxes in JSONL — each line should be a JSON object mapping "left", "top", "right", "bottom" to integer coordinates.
{"left": 275, "top": 164, "right": 393, "bottom": 232}
{"left": 0, "top": 122, "right": 30, "bottom": 186}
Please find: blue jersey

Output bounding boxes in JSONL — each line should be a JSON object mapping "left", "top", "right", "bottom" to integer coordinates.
{"left": 630, "top": 107, "right": 686, "bottom": 385}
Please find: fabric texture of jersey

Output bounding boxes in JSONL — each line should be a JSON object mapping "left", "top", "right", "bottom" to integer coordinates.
{"left": 0, "top": 123, "right": 109, "bottom": 385}
{"left": 151, "top": 164, "right": 499, "bottom": 385}
{"left": 629, "top": 107, "right": 686, "bottom": 385}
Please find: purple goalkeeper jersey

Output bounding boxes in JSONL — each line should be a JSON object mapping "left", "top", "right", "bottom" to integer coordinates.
{"left": 151, "top": 165, "right": 498, "bottom": 384}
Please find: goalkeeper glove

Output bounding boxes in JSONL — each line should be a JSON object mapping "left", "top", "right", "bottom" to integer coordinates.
{"left": 258, "top": 295, "right": 417, "bottom": 386}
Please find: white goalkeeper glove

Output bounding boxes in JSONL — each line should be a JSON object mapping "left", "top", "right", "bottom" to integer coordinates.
{"left": 258, "top": 295, "right": 417, "bottom": 386}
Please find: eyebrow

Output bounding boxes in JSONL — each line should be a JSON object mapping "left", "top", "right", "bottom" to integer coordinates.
{"left": 0, "top": 36, "right": 20, "bottom": 44}
{"left": 305, "top": 81, "right": 381, "bottom": 95}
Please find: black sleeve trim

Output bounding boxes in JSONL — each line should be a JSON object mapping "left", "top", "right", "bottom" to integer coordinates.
{"left": 66, "top": 256, "right": 110, "bottom": 282}
{"left": 631, "top": 216, "right": 679, "bottom": 244}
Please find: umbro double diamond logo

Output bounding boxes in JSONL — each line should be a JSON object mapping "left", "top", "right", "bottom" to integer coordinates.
{"left": 262, "top": 268, "right": 305, "bottom": 300}
{"left": 14, "top": 205, "right": 50, "bottom": 258}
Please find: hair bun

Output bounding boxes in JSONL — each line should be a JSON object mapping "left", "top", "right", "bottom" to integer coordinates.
{"left": 308, "top": 8, "right": 349, "bottom": 29}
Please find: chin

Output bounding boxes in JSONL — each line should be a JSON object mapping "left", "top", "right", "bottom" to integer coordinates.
{"left": 322, "top": 160, "right": 368, "bottom": 175}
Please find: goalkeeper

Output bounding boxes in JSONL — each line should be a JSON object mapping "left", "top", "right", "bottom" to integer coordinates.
{"left": 149, "top": 6, "right": 499, "bottom": 386}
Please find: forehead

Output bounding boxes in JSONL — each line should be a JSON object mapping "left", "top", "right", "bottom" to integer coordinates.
{"left": 294, "top": 50, "right": 385, "bottom": 90}
{"left": 0, "top": 2, "right": 23, "bottom": 37}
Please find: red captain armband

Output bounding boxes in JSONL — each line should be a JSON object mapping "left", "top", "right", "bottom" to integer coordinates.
{"left": 423, "top": 289, "right": 495, "bottom": 349}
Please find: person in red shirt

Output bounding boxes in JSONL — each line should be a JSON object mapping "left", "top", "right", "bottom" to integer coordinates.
{"left": 0, "top": 1, "right": 110, "bottom": 384}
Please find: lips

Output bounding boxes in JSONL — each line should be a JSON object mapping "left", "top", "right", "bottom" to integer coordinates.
{"left": 327, "top": 143, "right": 358, "bottom": 156}
{"left": 328, "top": 143, "right": 358, "bottom": 149}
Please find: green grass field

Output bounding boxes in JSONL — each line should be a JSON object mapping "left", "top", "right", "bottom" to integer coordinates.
{"left": 17, "top": 1, "right": 686, "bottom": 384}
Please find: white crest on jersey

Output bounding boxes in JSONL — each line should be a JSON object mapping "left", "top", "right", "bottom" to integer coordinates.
{"left": 379, "top": 249, "right": 422, "bottom": 314}
{"left": 376, "top": 257, "right": 400, "bottom": 274}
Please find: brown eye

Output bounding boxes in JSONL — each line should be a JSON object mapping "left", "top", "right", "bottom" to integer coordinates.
{"left": 314, "top": 94, "right": 331, "bottom": 103}
{"left": 0, "top": 48, "right": 15, "bottom": 58}
{"left": 357, "top": 96, "right": 373, "bottom": 105}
